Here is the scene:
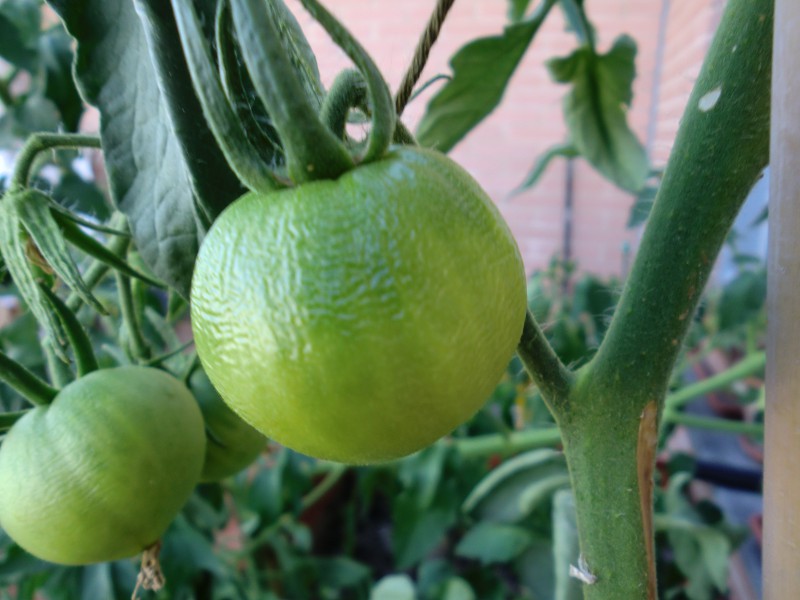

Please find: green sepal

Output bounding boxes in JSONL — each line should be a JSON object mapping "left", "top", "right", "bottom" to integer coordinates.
{"left": 172, "top": 0, "right": 281, "bottom": 193}
{"left": 299, "top": 0, "right": 395, "bottom": 163}
{"left": 215, "top": 0, "right": 325, "bottom": 175}
{"left": 0, "top": 349, "right": 59, "bottom": 407}
{"left": 11, "top": 189, "right": 107, "bottom": 316}
{"left": 230, "top": 0, "right": 354, "bottom": 183}
{"left": 0, "top": 410, "right": 30, "bottom": 434}
{"left": 38, "top": 283, "right": 99, "bottom": 377}
{"left": 56, "top": 215, "right": 165, "bottom": 289}
{"left": 0, "top": 198, "right": 66, "bottom": 357}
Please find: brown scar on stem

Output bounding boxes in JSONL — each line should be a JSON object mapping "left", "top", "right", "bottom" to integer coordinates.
{"left": 637, "top": 400, "right": 659, "bottom": 600}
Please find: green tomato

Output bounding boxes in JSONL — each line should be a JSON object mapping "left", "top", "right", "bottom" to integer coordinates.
{"left": 0, "top": 366, "right": 206, "bottom": 565}
{"left": 191, "top": 146, "right": 527, "bottom": 464}
{"left": 189, "top": 368, "right": 267, "bottom": 482}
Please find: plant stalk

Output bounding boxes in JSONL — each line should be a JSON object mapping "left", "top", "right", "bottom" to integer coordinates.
{"left": 550, "top": 1, "right": 773, "bottom": 597}
{"left": 664, "top": 351, "right": 765, "bottom": 410}
{"left": 9, "top": 133, "right": 101, "bottom": 192}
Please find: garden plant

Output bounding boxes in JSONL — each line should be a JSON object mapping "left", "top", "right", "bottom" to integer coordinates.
{"left": 0, "top": 0, "right": 778, "bottom": 598}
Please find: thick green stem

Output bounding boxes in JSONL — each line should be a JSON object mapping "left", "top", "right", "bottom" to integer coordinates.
{"left": 554, "top": 1, "right": 773, "bottom": 598}
{"left": 9, "top": 134, "right": 101, "bottom": 191}
{"left": 230, "top": 0, "right": 354, "bottom": 183}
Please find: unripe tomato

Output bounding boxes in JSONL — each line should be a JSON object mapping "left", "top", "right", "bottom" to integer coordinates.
{"left": 189, "top": 368, "right": 267, "bottom": 482}
{"left": 191, "top": 146, "right": 527, "bottom": 463}
{"left": 0, "top": 367, "right": 206, "bottom": 565}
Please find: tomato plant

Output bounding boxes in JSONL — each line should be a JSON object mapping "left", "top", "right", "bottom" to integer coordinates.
{"left": 0, "top": 0, "right": 779, "bottom": 597}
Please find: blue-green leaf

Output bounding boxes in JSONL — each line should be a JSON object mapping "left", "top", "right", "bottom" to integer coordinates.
{"left": 455, "top": 522, "right": 533, "bottom": 565}
{"left": 547, "top": 35, "right": 649, "bottom": 192}
{"left": 417, "top": 0, "right": 558, "bottom": 152}
{"left": 46, "top": 0, "right": 243, "bottom": 297}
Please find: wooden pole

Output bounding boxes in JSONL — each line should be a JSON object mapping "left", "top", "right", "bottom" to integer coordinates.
{"left": 764, "top": 0, "right": 800, "bottom": 596}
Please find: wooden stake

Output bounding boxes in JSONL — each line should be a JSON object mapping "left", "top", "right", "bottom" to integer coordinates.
{"left": 764, "top": 0, "right": 800, "bottom": 597}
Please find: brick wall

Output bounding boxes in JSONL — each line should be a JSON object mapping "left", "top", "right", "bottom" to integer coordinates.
{"left": 287, "top": 0, "right": 724, "bottom": 277}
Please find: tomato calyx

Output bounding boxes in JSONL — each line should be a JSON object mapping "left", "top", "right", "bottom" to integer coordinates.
{"left": 175, "top": 0, "right": 396, "bottom": 192}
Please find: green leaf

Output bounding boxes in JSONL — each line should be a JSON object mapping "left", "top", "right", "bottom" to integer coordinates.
{"left": 397, "top": 443, "right": 450, "bottom": 510}
{"left": 0, "top": 0, "right": 40, "bottom": 71}
{"left": 657, "top": 472, "right": 740, "bottom": 598}
{"left": 440, "top": 577, "right": 476, "bottom": 600}
{"left": 51, "top": 170, "right": 111, "bottom": 221}
{"left": 46, "top": 0, "right": 241, "bottom": 297}
{"left": 417, "top": 0, "right": 557, "bottom": 152}
{"left": 455, "top": 522, "right": 533, "bottom": 565}
{"left": 392, "top": 489, "right": 458, "bottom": 569}
{"left": 134, "top": 0, "right": 245, "bottom": 222}
{"left": 515, "top": 143, "right": 578, "bottom": 193}
{"left": 462, "top": 448, "right": 567, "bottom": 523}
{"left": 370, "top": 575, "right": 416, "bottom": 600}
{"left": 314, "top": 557, "right": 371, "bottom": 591}
{"left": 39, "top": 26, "right": 84, "bottom": 132}
{"left": 627, "top": 184, "right": 658, "bottom": 228}
{"left": 508, "top": 0, "right": 536, "bottom": 23}
{"left": 547, "top": 35, "right": 649, "bottom": 192}
{"left": 514, "top": 536, "right": 556, "bottom": 599}
{"left": 717, "top": 268, "right": 766, "bottom": 331}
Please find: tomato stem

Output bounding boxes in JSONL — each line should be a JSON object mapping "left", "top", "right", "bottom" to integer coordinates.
{"left": 8, "top": 133, "right": 101, "bottom": 193}
{"left": 516, "top": 310, "right": 573, "bottom": 414}
{"left": 230, "top": 0, "right": 354, "bottom": 183}
{"left": 321, "top": 69, "right": 418, "bottom": 148}
{"left": 0, "top": 350, "right": 59, "bottom": 406}
{"left": 320, "top": 69, "right": 367, "bottom": 143}
{"left": 299, "top": 0, "right": 396, "bottom": 164}
{"left": 39, "top": 284, "right": 99, "bottom": 377}
{"left": 44, "top": 339, "right": 73, "bottom": 388}
{"left": 115, "top": 266, "right": 152, "bottom": 363}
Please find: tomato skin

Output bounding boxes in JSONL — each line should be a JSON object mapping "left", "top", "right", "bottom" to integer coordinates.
{"left": 0, "top": 367, "right": 206, "bottom": 565}
{"left": 190, "top": 368, "right": 266, "bottom": 482}
{"left": 191, "top": 146, "right": 527, "bottom": 464}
